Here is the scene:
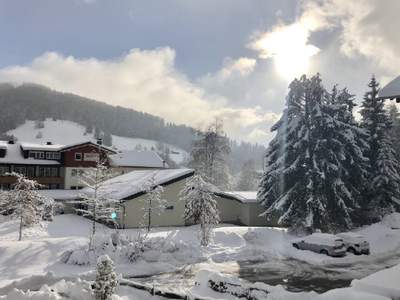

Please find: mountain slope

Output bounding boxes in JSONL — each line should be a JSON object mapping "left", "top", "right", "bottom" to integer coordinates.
{"left": 7, "top": 119, "right": 188, "bottom": 165}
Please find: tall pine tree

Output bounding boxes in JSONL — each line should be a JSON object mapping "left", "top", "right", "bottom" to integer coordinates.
{"left": 258, "top": 74, "right": 367, "bottom": 233}
{"left": 360, "top": 76, "right": 400, "bottom": 220}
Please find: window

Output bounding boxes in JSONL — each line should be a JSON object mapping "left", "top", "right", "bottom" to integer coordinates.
{"left": 0, "top": 184, "right": 8, "bottom": 190}
{"left": 27, "top": 167, "right": 35, "bottom": 177}
{"left": 50, "top": 184, "right": 58, "bottom": 189}
{"left": 71, "top": 186, "right": 77, "bottom": 190}
{"left": 41, "top": 184, "right": 50, "bottom": 190}
{"left": 14, "top": 166, "right": 26, "bottom": 176}
{"left": 0, "top": 166, "right": 9, "bottom": 176}
{"left": 78, "top": 186, "right": 84, "bottom": 190}
{"left": 29, "top": 151, "right": 44, "bottom": 159}
{"left": 75, "top": 153, "right": 82, "bottom": 161}
{"left": 51, "top": 168, "right": 58, "bottom": 177}
{"left": 71, "top": 169, "right": 84, "bottom": 177}
{"left": 165, "top": 205, "right": 174, "bottom": 211}
{"left": 46, "top": 152, "right": 60, "bottom": 160}
{"left": 45, "top": 168, "right": 51, "bottom": 177}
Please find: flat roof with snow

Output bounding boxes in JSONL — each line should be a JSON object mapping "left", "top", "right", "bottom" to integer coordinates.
{"left": 20, "top": 142, "right": 65, "bottom": 151}
{"left": 108, "top": 150, "right": 167, "bottom": 168}
{"left": 0, "top": 142, "right": 60, "bottom": 165}
{"left": 219, "top": 191, "right": 258, "bottom": 204}
{"left": 37, "top": 189, "right": 81, "bottom": 200}
{"left": 82, "top": 168, "right": 195, "bottom": 200}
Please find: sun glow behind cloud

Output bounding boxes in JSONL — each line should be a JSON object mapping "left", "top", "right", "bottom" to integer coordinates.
{"left": 250, "top": 23, "right": 320, "bottom": 81}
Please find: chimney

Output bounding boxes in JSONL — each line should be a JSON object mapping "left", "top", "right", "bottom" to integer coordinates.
{"left": 46, "top": 141, "right": 52, "bottom": 145}
{"left": 162, "top": 160, "right": 166, "bottom": 170}
{"left": 8, "top": 140, "right": 14, "bottom": 144}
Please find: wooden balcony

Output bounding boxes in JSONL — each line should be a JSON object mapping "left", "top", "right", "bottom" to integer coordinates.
{"left": 0, "top": 177, "right": 62, "bottom": 185}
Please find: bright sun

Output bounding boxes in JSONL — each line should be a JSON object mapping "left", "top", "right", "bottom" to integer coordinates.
{"left": 252, "top": 23, "right": 320, "bottom": 81}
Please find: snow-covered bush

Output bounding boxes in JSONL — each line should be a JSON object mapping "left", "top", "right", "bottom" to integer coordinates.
{"left": 0, "top": 173, "right": 46, "bottom": 241}
{"left": 94, "top": 255, "right": 118, "bottom": 300}
{"left": 42, "top": 198, "right": 54, "bottom": 221}
{"left": 36, "top": 131, "right": 43, "bottom": 139}
{"left": 53, "top": 202, "right": 65, "bottom": 215}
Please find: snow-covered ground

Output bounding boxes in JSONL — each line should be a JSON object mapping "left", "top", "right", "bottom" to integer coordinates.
{"left": 6, "top": 119, "right": 188, "bottom": 164}
{"left": 1, "top": 214, "right": 400, "bottom": 299}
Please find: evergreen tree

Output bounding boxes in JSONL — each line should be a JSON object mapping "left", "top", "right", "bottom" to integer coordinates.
{"left": 180, "top": 175, "right": 220, "bottom": 246}
{"left": 103, "top": 131, "right": 112, "bottom": 147}
{"left": 387, "top": 103, "right": 400, "bottom": 164}
{"left": 258, "top": 74, "right": 366, "bottom": 233}
{"left": 94, "top": 254, "right": 118, "bottom": 300}
{"left": 360, "top": 76, "right": 400, "bottom": 220}
{"left": 235, "top": 160, "right": 260, "bottom": 191}
{"left": 94, "top": 126, "right": 102, "bottom": 140}
{"left": 188, "top": 117, "right": 231, "bottom": 190}
{"left": 86, "top": 123, "right": 93, "bottom": 134}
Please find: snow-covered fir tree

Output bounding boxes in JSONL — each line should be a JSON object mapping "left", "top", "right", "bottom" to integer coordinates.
{"left": 188, "top": 117, "right": 231, "bottom": 190}
{"left": 360, "top": 76, "right": 400, "bottom": 220}
{"left": 140, "top": 172, "right": 168, "bottom": 232}
{"left": 71, "top": 155, "right": 119, "bottom": 237}
{"left": 102, "top": 131, "right": 112, "bottom": 147}
{"left": 94, "top": 254, "right": 118, "bottom": 300}
{"left": 235, "top": 160, "right": 260, "bottom": 191}
{"left": 42, "top": 197, "right": 55, "bottom": 221}
{"left": 258, "top": 74, "right": 368, "bottom": 234}
{"left": 0, "top": 173, "right": 46, "bottom": 241}
{"left": 180, "top": 175, "right": 220, "bottom": 246}
{"left": 387, "top": 103, "right": 400, "bottom": 164}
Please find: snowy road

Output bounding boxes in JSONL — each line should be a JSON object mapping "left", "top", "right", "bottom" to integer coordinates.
{"left": 130, "top": 247, "right": 400, "bottom": 293}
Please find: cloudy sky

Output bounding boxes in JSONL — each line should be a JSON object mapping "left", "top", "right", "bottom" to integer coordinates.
{"left": 0, "top": 0, "right": 399, "bottom": 146}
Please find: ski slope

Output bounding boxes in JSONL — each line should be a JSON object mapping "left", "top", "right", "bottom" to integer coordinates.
{"left": 6, "top": 119, "right": 188, "bottom": 164}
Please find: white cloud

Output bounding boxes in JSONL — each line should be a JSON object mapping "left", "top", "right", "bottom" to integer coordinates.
{"left": 249, "top": 0, "right": 400, "bottom": 79}
{"left": 199, "top": 57, "right": 257, "bottom": 85}
{"left": 0, "top": 48, "right": 271, "bottom": 144}
{"left": 248, "top": 128, "right": 268, "bottom": 140}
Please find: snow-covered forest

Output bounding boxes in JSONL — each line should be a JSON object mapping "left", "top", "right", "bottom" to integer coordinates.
{"left": 0, "top": 83, "right": 266, "bottom": 174}
{"left": 258, "top": 74, "right": 400, "bottom": 233}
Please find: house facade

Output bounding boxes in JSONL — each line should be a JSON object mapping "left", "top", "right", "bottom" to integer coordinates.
{"left": 0, "top": 140, "right": 168, "bottom": 190}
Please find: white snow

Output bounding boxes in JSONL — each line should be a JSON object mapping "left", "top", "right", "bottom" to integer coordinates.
{"left": 37, "top": 190, "right": 81, "bottom": 200}
{"left": 0, "top": 142, "right": 60, "bottom": 165}
{"left": 109, "top": 150, "right": 166, "bottom": 168}
{"left": 19, "top": 142, "right": 64, "bottom": 151}
{"left": 0, "top": 213, "right": 400, "bottom": 299}
{"left": 378, "top": 74, "right": 400, "bottom": 99}
{"left": 82, "top": 168, "right": 194, "bottom": 200}
{"left": 219, "top": 191, "right": 258, "bottom": 203}
{"left": 6, "top": 119, "right": 188, "bottom": 164}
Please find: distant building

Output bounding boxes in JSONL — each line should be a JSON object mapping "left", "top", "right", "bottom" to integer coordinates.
{"left": 0, "top": 140, "right": 171, "bottom": 190}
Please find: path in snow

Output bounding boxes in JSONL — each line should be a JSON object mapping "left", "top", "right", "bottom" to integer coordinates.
{"left": 129, "top": 246, "right": 400, "bottom": 294}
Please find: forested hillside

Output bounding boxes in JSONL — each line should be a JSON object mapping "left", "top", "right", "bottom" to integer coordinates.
{"left": 0, "top": 83, "right": 193, "bottom": 151}
{"left": 0, "top": 83, "right": 266, "bottom": 173}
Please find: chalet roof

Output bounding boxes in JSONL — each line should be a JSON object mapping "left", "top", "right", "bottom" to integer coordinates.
{"left": 59, "top": 141, "right": 117, "bottom": 154}
{"left": 108, "top": 150, "right": 167, "bottom": 168}
{"left": 82, "top": 168, "right": 194, "bottom": 200}
{"left": 218, "top": 191, "right": 258, "bottom": 204}
{"left": 0, "top": 142, "right": 60, "bottom": 165}
{"left": 378, "top": 75, "right": 400, "bottom": 100}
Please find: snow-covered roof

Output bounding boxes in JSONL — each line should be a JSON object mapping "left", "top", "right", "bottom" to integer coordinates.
{"left": 0, "top": 142, "right": 60, "bottom": 165}
{"left": 20, "top": 142, "right": 65, "bottom": 151}
{"left": 219, "top": 191, "right": 258, "bottom": 204}
{"left": 378, "top": 75, "right": 400, "bottom": 99}
{"left": 82, "top": 168, "right": 194, "bottom": 200}
{"left": 37, "top": 189, "right": 81, "bottom": 200}
{"left": 59, "top": 141, "right": 116, "bottom": 154}
{"left": 108, "top": 150, "right": 167, "bottom": 168}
